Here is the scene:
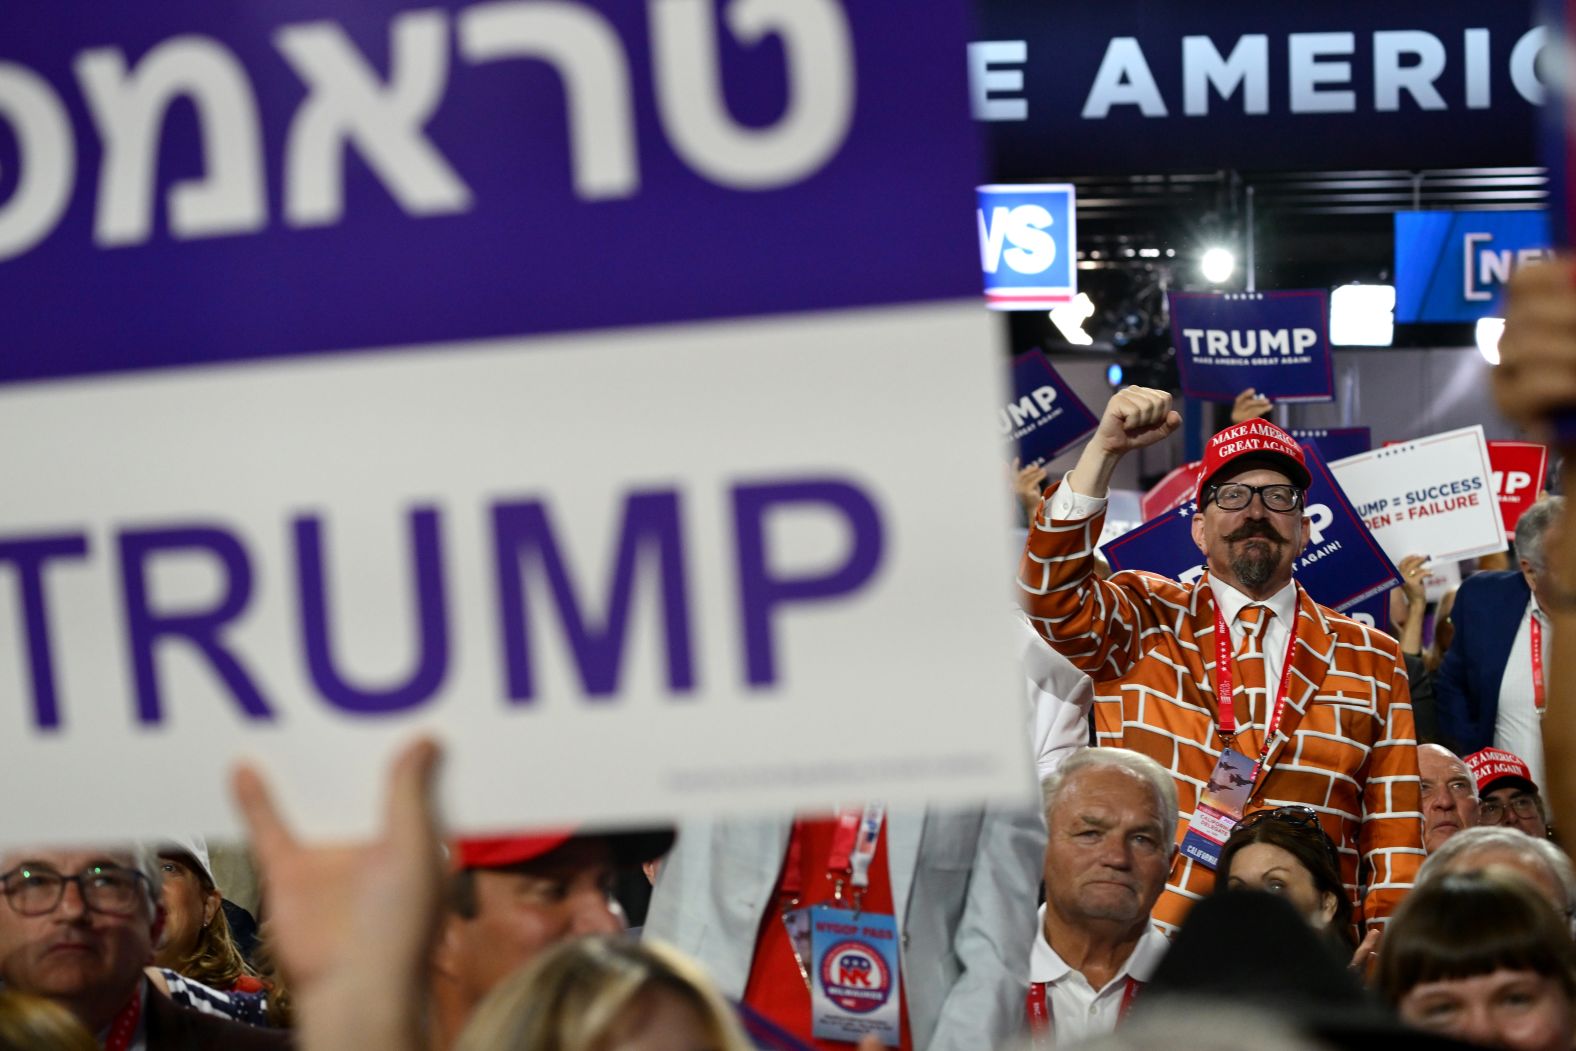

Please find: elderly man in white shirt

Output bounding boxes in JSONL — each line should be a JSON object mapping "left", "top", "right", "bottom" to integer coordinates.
{"left": 1029, "top": 748, "right": 1175, "bottom": 1043}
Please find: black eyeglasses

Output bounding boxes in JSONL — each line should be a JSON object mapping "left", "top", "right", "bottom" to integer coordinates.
{"left": 0, "top": 865, "right": 149, "bottom": 917}
{"left": 1480, "top": 795, "right": 1542, "bottom": 824}
{"left": 1205, "top": 483, "right": 1304, "bottom": 513}
{"left": 1235, "top": 805, "right": 1343, "bottom": 874}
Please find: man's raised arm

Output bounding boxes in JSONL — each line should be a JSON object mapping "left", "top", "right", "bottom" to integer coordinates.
{"left": 1018, "top": 388, "right": 1181, "bottom": 681}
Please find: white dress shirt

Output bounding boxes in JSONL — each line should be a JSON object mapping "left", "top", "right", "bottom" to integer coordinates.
{"left": 1018, "top": 613, "right": 1095, "bottom": 781}
{"left": 1494, "top": 596, "right": 1550, "bottom": 795}
{"left": 1029, "top": 903, "right": 1169, "bottom": 1042}
{"left": 1046, "top": 476, "right": 1299, "bottom": 730}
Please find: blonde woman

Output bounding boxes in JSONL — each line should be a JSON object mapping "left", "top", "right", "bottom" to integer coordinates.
{"left": 0, "top": 989, "right": 97, "bottom": 1051}
{"left": 455, "top": 937, "right": 751, "bottom": 1051}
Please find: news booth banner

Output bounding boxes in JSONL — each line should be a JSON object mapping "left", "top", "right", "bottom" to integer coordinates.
{"left": 0, "top": 2, "right": 1034, "bottom": 844}
{"left": 1168, "top": 290, "right": 1335, "bottom": 403}
{"left": 1289, "top": 427, "right": 1372, "bottom": 464}
{"left": 1330, "top": 427, "right": 1509, "bottom": 567}
{"left": 977, "top": 184, "right": 1077, "bottom": 310}
{"left": 1487, "top": 440, "right": 1550, "bottom": 534}
{"left": 1101, "top": 446, "right": 1401, "bottom": 613}
{"left": 1003, "top": 352, "right": 1100, "bottom": 467}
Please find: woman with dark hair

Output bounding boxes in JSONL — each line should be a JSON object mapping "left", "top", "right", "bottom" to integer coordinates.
{"left": 1378, "top": 870, "right": 1576, "bottom": 1051}
{"left": 1215, "top": 805, "right": 1357, "bottom": 950}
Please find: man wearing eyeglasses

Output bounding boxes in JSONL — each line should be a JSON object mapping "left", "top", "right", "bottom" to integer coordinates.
{"left": 0, "top": 845, "right": 289, "bottom": 1049}
{"left": 1466, "top": 747, "right": 1554, "bottom": 840}
{"left": 1017, "top": 390, "right": 1422, "bottom": 934}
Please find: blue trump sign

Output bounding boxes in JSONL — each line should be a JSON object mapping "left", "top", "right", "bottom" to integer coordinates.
{"left": 1002, "top": 352, "right": 1100, "bottom": 466}
{"left": 977, "top": 184, "right": 1076, "bottom": 310}
{"left": 1101, "top": 446, "right": 1400, "bottom": 613}
{"left": 1290, "top": 427, "right": 1372, "bottom": 463}
{"left": 1169, "top": 291, "right": 1334, "bottom": 403}
{"left": 1394, "top": 210, "right": 1553, "bottom": 323}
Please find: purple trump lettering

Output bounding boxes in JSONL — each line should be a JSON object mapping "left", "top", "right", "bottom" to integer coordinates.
{"left": 118, "top": 526, "right": 273, "bottom": 724}
{"left": 732, "top": 479, "right": 884, "bottom": 687}
{"left": 0, "top": 534, "right": 89, "bottom": 730}
{"left": 492, "top": 490, "right": 693, "bottom": 702}
{"left": 295, "top": 508, "right": 449, "bottom": 715}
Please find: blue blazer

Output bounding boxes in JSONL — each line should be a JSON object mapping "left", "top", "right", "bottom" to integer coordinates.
{"left": 1434, "top": 570, "right": 1532, "bottom": 756}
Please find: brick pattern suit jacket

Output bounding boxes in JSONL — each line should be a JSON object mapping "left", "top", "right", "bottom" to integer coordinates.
{"left": 1018, "top": 485, "right": 1424, "bottom": 933}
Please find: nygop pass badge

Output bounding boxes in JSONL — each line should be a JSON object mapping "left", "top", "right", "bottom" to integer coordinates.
{"left": 809, "top": 906, "right": 902, "bottom": 1045}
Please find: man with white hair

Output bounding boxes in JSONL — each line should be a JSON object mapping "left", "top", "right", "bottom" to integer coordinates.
{"left": 1031, "top": 748, "right": 1177, "bottom": 1041}
{"left": 0, "top": 844, "right": 289, "bottom": 1049}
{"left": 1416, "top": 826, "right": 1576, "bottom": 924}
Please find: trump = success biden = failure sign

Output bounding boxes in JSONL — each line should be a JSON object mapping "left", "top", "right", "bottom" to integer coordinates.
{"left": 977, "top": 183, "right": 1077, "bottom": 310}
{"left": 0, "top": 0, "right": 1032, "bottom": 844}
{"left": 1169, "top": 290, "right": 1335, "bottom": 403}
{"left": 1331, "top": 426, "right": 1508, "bottom": 567}
{"left": 1101, "top": 445, "right": 1401, "bottom": 613}
{"left": 1002, "top": 352, "right": 1100, "bottom": 467}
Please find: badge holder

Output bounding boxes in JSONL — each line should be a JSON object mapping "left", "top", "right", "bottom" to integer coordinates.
{"left": 784, "top": 805, "right": 902, "bottom": 1047}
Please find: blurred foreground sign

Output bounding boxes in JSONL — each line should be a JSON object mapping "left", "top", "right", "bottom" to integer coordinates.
{"left": 0, "top": 0, "right": 1030, "bottom": 843}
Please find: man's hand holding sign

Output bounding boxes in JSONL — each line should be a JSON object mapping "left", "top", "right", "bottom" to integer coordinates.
{"left": 1020, "top": 389, "right": 1422, "bottom": 935}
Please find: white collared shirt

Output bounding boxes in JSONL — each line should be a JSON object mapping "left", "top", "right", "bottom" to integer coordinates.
{"left": 1046, "top": 477, "right": 1299, "bottom": 729}
{"left": 1029, "top": 904, "right": 1169, "bottom": 1043}
{"left": 1494, "top": 596, "right": 1550, "bottom": 795}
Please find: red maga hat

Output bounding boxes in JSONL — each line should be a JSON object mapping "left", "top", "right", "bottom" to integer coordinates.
{"left": 1195, "top": 419, "right": 1312, "bottom": 505}
{"left": 451, "top": 827, "right": 676, "bottom": 872}
{"left": 1464, "top": 747, "right": 1539, "bottom": 796}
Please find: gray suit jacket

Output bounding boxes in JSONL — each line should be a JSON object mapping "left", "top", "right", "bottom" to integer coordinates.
{"left": 644, "top": 805, "right": 1045, "bottom": 1051}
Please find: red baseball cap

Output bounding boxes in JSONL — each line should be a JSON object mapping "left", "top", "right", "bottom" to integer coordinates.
{"left": 1464, "top": 747, "right": 1539, "bottom": 796}
{"left": 451, "top": 827, "right": 676, "bottom": 872}
{"left": 1195, "top": 419, "right": 1312, "bottom": 505}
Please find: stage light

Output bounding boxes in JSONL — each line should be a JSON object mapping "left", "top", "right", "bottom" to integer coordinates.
{"left": 1329, "top": 284, "right": 1395, "bottom": 347}
{"left": 1200, "top": 247, "right": 1235, "bottom": 284}
{"left": 1049, "top": 292, "right": 1095, "bottom": 346}
{"left": 1106, "top": 362, "right": 1125, "bottom": 387}
{"left": 1476, "top": 317, "right": 1505, "bottom": 365}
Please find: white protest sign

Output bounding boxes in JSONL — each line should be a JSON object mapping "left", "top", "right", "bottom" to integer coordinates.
{"left": 0, "top": 307, "right": 1029, "bottom": 844}
{"left": 1330, "top": 426, "right": 1508, "bottom": 566}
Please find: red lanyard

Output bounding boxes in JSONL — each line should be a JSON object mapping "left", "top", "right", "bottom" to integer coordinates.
{"left": 1025, "top": 977, "right": 1140, "bottom": 1045}
{"left": 1532, "top": 616, "right": 1546, "bottom": 715}
{"left": 103, "top": 988, "right": 143, "bottom": 1051}
{"left": 1213, "top": 604, "right": 1299, "bottom": 760}
{"left": 781, "top": 805, "right": 886, "bottom": 902}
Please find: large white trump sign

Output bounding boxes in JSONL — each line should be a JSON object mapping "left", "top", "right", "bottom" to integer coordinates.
{"left": 0, "top": 1, "right": 1030, "bottom": 842}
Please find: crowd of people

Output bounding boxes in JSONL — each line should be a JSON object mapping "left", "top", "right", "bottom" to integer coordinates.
{"left": 7, "top": 265, "right": 1576, "bottom": 1051}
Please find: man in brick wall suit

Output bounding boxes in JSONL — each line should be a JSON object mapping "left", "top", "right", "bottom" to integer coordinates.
{"left": 1017, "top": 387, "right": 1423, "bottom": 934}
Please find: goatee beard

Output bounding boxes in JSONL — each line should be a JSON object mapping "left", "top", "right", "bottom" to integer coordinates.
{"left": 1231, "top": 540, "right": 1279, "bottom": 591}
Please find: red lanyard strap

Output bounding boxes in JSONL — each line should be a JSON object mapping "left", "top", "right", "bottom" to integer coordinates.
{"left": 1532, "top": 616, "right": 1546, "bottom": 714}
{"left": 104, "top": 988, "right": 143, "bottom": 1051}
{"left": 1213, "top": 604, "right": 1298, "bottom": 759}
{"left": 780, "top": 804, "right": 886, "bottom": 901}
{"left": 1025, "top": 977, "right": 1140, "bottom": 1045}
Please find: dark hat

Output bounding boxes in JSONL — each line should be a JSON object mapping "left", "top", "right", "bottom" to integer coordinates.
{"left": 453, "top": 827, "right": 675, "bottom": 872}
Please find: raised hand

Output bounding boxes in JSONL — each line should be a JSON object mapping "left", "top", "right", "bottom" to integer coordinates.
{"left": 1495, "top": 259, "right": 1576, "bottom": 431}
{"left": 1010, "top": 456, "right": 1050, "bottom": 520}
{"left": 1230, "top": 387, "right": 1273, "bottom": 424}
{"left": 233, "top": 738, "right": 444, "bottom": 1051}
{"left": 1092, "top": 387, "right": 1182, "bottom": 457}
